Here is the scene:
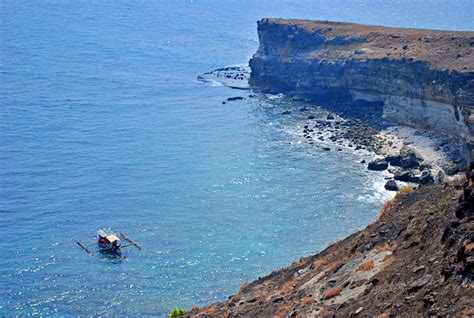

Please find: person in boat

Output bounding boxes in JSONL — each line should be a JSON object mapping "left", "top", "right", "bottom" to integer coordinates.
{"left": 111, "top": 240, "right": 121, "bottom": 252}
{"left": 99, "top": 237, "right": 107, "bottom": 244}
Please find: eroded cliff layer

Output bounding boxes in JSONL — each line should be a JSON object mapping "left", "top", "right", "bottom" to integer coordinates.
{"left": 249, "top": 19, "right": 474, "bottom": 161}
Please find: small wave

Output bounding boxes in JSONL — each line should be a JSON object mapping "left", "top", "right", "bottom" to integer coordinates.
{"left": 205, "top": 79, "right": 224, "bottom": 87}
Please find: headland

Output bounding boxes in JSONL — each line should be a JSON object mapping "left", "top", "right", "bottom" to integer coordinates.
{"left": 187, "top": 19, "right": 474, "bottom": 317}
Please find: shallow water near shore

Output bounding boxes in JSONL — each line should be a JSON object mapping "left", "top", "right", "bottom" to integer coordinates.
{"left": 1, "top": 1, "right": 473, "bottom": 316}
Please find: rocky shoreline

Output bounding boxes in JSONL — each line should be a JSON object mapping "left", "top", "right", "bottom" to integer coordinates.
{"left": 198, "top": 66, "right": 466, "bottom": 192}
{"left": 281, "top": 97, "right": 466, "bottom": 192}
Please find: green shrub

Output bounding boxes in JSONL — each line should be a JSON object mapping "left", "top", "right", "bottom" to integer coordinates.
{"left": 168, "top": 308, "right": 190, "bottom": 318}
{"left": 438, "top": 198, "right": 449, "bottom": 208}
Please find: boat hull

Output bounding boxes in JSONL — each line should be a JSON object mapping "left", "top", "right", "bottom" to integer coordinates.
{"left": 98, "top": 242, "right": 122, "bottom": 255}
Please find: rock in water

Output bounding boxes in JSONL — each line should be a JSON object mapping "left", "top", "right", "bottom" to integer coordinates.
{"left": 368, "top": 158, "right": 389, "bottom": 171}
{"left": 227, "top": 96, "right": 245, "bottom": 101}
{"left": 384, "top": 180, "right": 399, "bottom": 191}
{"left": 197, "top": 65, "right": 250, "bottom": 89}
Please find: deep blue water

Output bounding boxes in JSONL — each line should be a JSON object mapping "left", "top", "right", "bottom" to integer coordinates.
{"left": 1, "top": 1, "right": 473, "bottom": 316}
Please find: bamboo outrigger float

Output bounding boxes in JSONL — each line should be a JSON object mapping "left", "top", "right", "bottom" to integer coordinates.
{"left": 76, "top": 228, "right": 141, "bottom": 258}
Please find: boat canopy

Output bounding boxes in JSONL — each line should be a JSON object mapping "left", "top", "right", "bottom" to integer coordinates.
{"left": 98, "top": 229, "right": 120, "bottom": 243}
{"left": 106, "top": 235, "right": 120, "bottom": 243}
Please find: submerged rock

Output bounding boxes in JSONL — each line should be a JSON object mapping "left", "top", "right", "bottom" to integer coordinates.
{"left": 227, "top": 96, "right": 245, "bottom": 101}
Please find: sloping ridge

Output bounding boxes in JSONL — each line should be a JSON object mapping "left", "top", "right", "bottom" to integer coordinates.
{"left": 184, "top": 174, "right": 473, "bottom": 317}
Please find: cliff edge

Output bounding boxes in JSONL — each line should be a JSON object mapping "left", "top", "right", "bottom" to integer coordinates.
{"left": 249, "top": 19, "right": 474, "bottom": 164}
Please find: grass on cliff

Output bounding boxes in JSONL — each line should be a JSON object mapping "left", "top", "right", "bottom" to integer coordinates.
{"left": 168, "top": 308, "right": 189, "bottom": 318}
{"left": 378, "top": 186, "right": 413, "bottom": 219}
{"left": 322, "top": 285, "right": 343, "bottom": 300}
{"left": 422, "top": 197, "right": 450, "bottom": 220}
{"left": 357, "top": 259, "right": 375, "bottom": 271}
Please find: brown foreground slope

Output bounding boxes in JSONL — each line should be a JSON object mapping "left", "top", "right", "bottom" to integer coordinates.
{"left": 184, "top": 174, "right": 473, "bottom": 317}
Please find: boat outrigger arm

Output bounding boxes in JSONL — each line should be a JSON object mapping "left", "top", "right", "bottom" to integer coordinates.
{"left": 119, "top": 232, "right": 141, "bottom": 249}
{"left": 76, "top": 241, "right": 94, "bottom": 256}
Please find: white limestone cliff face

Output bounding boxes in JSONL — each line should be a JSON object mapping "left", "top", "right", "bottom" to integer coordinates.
{"left": 349, "top": 89, "right": 469, "bottom": 139}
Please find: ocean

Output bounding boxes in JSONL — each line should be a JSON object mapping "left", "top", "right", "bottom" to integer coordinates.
{"left": 1, "top": 1, "right": 473, "bottom": 316}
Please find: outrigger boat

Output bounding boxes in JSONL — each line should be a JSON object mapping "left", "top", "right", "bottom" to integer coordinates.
{"left": 76, "top": 228, "right": 141, "bottom": 258}
{"left": 97, "top": 229, "right": 123, "bottom": 255}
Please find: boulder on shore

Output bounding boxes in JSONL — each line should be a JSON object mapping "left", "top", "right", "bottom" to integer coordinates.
{"left": 386, "top": 146, "right": 421, "bottom": 169}
{"left": 394, "top": 170, "right": 419, "bottom": 183}
{"left": 368, "top": 158, "right": 388, "bottom": 171}
{"left": 419, "top": 169, "right": 434, "bottom": 185}
{"left": 385, "top": 155, "right": 402, "bottom": 166}
{"left": 400, "top": 146, "right": 420, "bottom": 168}
{"left": 384, "top": 180, "right": 399, "bottom": 191}
{"left": 400, "top": 153, "right": 420, "bottom": 169}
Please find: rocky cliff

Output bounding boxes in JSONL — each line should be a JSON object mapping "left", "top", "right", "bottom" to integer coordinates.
{"left": 184, "top": 174, "right": 474, "bottom": 317}
{"left": 180, "top": 20, "right": 474, "bottom": 318}
{"left": 249, "top": 19, "right": 474, "bottom": 164}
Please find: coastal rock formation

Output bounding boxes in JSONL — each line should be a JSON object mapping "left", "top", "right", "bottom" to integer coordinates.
{"left": 367, "top": 158, "right": 388, "bottom": 171}
{"left": 197, "top": 65, "right": 250, "bottom": 89}
{"left": 249, "top": 19, "right": 474, "bottom": 165}
{"left": 184, "top": 20, "right": 474, "bottom": 317}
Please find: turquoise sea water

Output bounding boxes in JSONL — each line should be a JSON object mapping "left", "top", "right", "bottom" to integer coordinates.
{"left": 1, "top": 1, "right": 473, "bottom": 316}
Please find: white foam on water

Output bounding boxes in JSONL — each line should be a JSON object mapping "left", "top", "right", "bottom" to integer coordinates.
{"left": 278, "top": 115, "right": 395, "bottom": 205}
{"left": 205, "top": 79, "right": 223, "bottom": 87}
